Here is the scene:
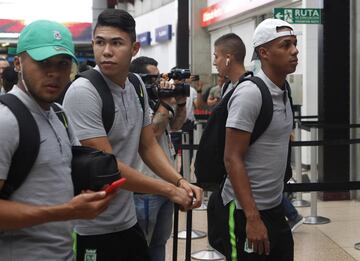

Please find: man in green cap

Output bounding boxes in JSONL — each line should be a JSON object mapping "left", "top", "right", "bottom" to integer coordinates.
{"left": 0, "top": 20, "right": 113, "bottom": 261}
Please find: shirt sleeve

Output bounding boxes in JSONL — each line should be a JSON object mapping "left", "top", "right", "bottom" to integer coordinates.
{"left": 226, "top": 81, "right": 262, "bottom": 133}
{"left": 62, "top": 77, "right": 107, "bottom": 141}
{"left": 0, "top": 105, "right": 19, "bottom": 180}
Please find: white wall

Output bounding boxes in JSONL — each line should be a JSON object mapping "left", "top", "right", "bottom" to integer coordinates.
{"left": 134, "top": 1, "right": 177, "bottom": 73}
{"left": 230, "top": 19, "right": 257, "bottom": 67}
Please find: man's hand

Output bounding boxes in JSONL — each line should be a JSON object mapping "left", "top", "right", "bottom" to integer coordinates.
{"left": 159, "top": 79, "right": 176, "bottom": 106}
{"left": 167, "top": 186, "right": 193, "bottom": 211}
{"left": 246, "top": 216, "right": 270, "bottom": 256}
{"left": 177, "top": 179, "right": 203, "bottom": 208}
{"left": 66, "top": 190, "right": 115, "bottom": 220}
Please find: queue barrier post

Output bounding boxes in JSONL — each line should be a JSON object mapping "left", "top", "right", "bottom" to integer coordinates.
{"left": 304, "top": 127, "right": 331, "bottom": 225}
{"left": 292, "top": 114, "right": 310, "bottom": 207}
{"left": 191, "top": 246, "right": 225, "bottom": 260}
{"left": 177, "top": 132, "right": 206, "bottom": 241}
{"left": 194, "top": 120, "right": 208, "bottom": 211}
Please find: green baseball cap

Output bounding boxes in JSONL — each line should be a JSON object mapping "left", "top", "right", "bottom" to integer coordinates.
{"left": 16, "top": 20, "right": 78, "bottom": 63}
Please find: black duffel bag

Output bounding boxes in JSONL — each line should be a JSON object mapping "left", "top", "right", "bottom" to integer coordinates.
{"left": 71, "top": 146, "right": 121, "bottom": 195}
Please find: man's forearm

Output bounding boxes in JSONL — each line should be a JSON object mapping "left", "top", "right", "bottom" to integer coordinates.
{"left": 139, "top": 140, "right": 182, "bottom": 185}
{"left": 0, "top": 200, "right": 71, "bottom": 230}
{"left": 152, "top": 105, "right": 171, "bottom": 137}
{"left": 117, "top": 160, "right": 178, "bottom": 194}
{"left": 170, "top": 105, "right": 186, "bottom": 131}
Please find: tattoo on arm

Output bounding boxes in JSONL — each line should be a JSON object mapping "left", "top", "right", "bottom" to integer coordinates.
{"left": 170, "top": 106, "right": 186, "bottom": 131}
{"left": 152, "top": 111, "right": 170, "bottom": 136}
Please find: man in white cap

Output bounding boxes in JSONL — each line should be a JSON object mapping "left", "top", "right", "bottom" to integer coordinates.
{"left": 0, "top": 20, "right": 114, "bottom": 261}
{"left": 222, "top": 18, "right": 298, "bottom": 260}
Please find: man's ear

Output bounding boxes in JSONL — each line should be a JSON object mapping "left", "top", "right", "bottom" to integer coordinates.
{"left": 258, "top": 47, "right": 268, "bottom": 60}
{"left": 132, "top": 41, "right": 140, "bottom": 57}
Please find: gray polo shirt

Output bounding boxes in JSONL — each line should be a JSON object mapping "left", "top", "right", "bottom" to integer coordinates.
{"left": 63, "top": 66, "right": 151, "bottom": 235}
{"left": 0, "top": 86, "right": 78, "bottom": 261}
{"left": 222, "top": 70, "right": 293, "bottom": 210}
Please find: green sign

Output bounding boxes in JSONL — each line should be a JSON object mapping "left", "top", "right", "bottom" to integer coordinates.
{"left": 273, "top": 8, "right": 322, "bottom": 24}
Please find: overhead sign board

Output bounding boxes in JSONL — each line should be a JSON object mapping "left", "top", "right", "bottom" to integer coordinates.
{"left": 200, "top": 0, "right": 275, "bottom": 27}
{"left": 273, "top": 8, "right": 322, "bottom": 24}
{"left": 0, "top": 19, "right": 91, "bottom": 42}
{"left": 155, "top": 25, "right": 172, "bottom": 43}
{"left": 137, "top": 31, "right": 151, "bottom": 46}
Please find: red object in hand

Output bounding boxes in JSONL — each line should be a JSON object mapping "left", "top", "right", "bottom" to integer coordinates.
{"left": 104, "top": 178, "right": 127, "bottom": 194}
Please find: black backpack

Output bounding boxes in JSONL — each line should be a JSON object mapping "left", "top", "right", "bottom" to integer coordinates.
{"left": 0, "top": 70, "right": 145, "bottom": 199}
{"left": 194, "top": 74, "right": 274, "bottom": 191}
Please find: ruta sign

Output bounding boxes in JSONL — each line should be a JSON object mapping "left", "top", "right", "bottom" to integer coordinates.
{"left": 273, "top": 8, "right": 323, "bottom": 24}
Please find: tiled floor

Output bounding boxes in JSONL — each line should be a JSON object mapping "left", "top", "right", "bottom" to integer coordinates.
{"left": 165, "top": 193, "right": 360, "bottom": 261}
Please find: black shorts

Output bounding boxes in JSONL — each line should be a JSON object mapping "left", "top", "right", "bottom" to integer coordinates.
{"left": 223, "top": 202, "right": 294, "bottom": 261}
{"left": 76, "top": 223, "right": 151, "bottom": 261}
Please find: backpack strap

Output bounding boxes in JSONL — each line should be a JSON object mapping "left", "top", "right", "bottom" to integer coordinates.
{"left": 51, "top": 103, "right": 70, "bottom": 138}
{"left": 221, "top": 81, "right": 231, "bottom": 97}
{"left": 77, "top": 69, "right": 115, "bottom": 134}
{"left": 221, "top": 71, "right": 253, "bottom": 98}
{"left": 285, "top": 80, "right": 295, "bottom": 128}
{"left": 128, "top": 72, "right": 145, "bottom": 119}
{"left": 221, "top": 75, "right": 273, "bottom": 145}
{"left": 244, "top": 76, "right": 273, "bottom": 145}
{"left": 77, "top": 70, "right": 146, "bottom": 133}
{"left": 0, "top": 94, "right": 40, "bottom": 199}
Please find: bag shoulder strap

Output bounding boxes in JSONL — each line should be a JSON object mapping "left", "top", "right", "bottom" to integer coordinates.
{"left": 77, "top": 69, "right": 115, "bottom": 134}
{"left": 128, "top": 72, "right": 145, "bottom": 119}
{"left": 243, "top": 76, "right": 273, "bottom": 144}
{"left": 285, "top": 80, "right": 295, "bottom": 128}
{"left": 77, "top": 70, "right": 145, "bottom": 132}
{"left": 221, "top": 74, "right": 273, "bottom": 145}
{"left": 0, "top": 94, "right": 40, "bottom": 199}
{"left": 51, "top": 103, "right": 70, "bottom": 139}
{"left": 221, "top": 80, "right": 231, "bottom": 98}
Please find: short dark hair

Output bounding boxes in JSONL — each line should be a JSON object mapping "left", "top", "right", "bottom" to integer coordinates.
{"left": 94, "top": 9, "right": 136, "bottom": 42}
{"left": 214, "top": 33, "right": 246, "bottom": 64}
{"left": 2, "top": 66, "right": 18, "bottom": 92}
{"left": 130, "top": 56, "right": 158, "bottom": 74}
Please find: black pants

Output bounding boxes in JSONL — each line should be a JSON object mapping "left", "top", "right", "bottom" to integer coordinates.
{"left": 76, "top": 223, "right": 151, "bottom": 261}
{"left": 223, "top": 203, "right": 294, "bottom": 261}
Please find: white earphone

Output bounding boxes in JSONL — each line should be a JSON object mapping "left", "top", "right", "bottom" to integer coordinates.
{"left": 225, "top": 58, "right": 230, "bottom": 66}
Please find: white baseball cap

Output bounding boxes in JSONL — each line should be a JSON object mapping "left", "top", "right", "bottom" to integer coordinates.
{"left": 252, "top": 18, "right": 297, "bottom": 60}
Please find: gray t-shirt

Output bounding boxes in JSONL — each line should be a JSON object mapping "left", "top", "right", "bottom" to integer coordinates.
{"left": 222, "top": 70, "right": 293, "bottom": 210}
{"left": 63, "top": 66, "right": 151, "bottom": 235}
{"left": 0, "top": 86, "right": 78, "bottom": 261}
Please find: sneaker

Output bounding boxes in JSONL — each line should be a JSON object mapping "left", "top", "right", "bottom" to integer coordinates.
{"left": 288, "top": 215, "right": 305, "bottom": 232}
